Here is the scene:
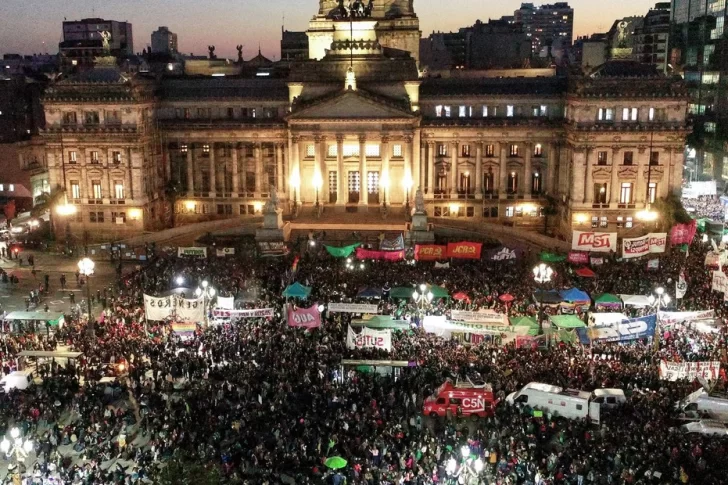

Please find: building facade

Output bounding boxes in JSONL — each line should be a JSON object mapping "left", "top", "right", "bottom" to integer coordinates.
{"left": 151, "top": 26, "right": 178, "bottom": 55}
{"left": 33, "top": 0, "right": 689, "bottom": 241}
{"left": 60, "top": 18, "right": 134, "bottom": 71}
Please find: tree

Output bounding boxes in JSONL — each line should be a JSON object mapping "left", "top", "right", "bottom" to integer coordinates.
{"left": 652, "top": 193, "right": 692, "bottom": 232}
{"left": 32, "top": 187, "right": 66, "bottom": 241}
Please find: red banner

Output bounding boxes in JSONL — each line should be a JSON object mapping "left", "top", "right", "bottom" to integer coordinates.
{"left": 567, "top": 251, "right": 589, "bottom": 264}
{"left": 446, "top": 242, "right": 482, "bottom": 259}
{"left": 287, "top": 304, "right": 321, "bottom": 328}
{"left": 414, "top": 244, "right": 447, "bottom": 261}
{"left": 356, "top": 247, "right": 405, "bottom": 261}
{"left": 670, "top": 220, "right": 697, "bottom": 245}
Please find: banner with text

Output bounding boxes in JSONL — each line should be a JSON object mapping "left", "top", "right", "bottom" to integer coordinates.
{"left": 572, "top": 231, "right": 618, "bottom": 253}
{"left": 622, "top": 233, "right": 667, "bottom": 259}
{"left": 212, "top": 308, "right": 275, "bottom": 318}
{"left": 174, "top": 296, "right": 205, "bottom": 323}
{"left": 712, "top": 271, "right": 728, "bottom": 294}
{"left": 590, "top": 257, "right": 604, "bottom": 266}
{"left": 567, "top": 251, "right": 589, "bottom": 264}
{"left": 380, "top": 234, "right": 405, "bottom": 251}
{"left": 287, "top": 304, "right": 322, "bottom": 328}
{"left": 414, "top": 244, "right": 447, "bottom": 261}
{"left": 356, "top": 247, "right": 405, "bottom": 261}
{"left": 346, "top": 325, "right": 392, "bottom": 351}
{"left": 659, "top": 360, "right": 721, "bottom": 381}
{"left": 658, "top": 310, "right": 715, "bottom": 326}
{"left": 144, "top": 295, "right": 174, "bottom": 321}
{"left": 177, "top": 247, "right": 207, "bottom": 258}
{"left": 446, "top": 241, "right": 483, "bottom": 259}
{"left": 216, "top": 248, "right": 235, "bottom": 257}
{"left": 486, "top": 246, "right": 523, "bottom": 262}
{"left": 576, "top": 314, "right": 657, "bottom": 344}
{"left": 328, "top": 303, "right": 379, "bottom": 314}
{"left": 449, "top": 310, "right": 509, "bottom": 326}
{"left": 670, "top": 220, "right": 697, "bottom": 245}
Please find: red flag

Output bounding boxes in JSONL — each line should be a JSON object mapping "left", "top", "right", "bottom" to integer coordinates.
{"left": 292, "top": 255, "right": 300, "bottom": 272}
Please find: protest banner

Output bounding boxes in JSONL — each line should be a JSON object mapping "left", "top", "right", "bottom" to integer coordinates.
{"left": 356, "top": 247, "right": 404, "bottom": 261}
{"left": 143, "top": 295, "right": 174, "bottom": 321}
{"left": 287, "top": 304, "right": 322, "bottom": 328}
{"left": 346, "top": 325, "right": 392, "bottom": 351}
{"left": 590, "top": 257, "right": 604, "bottom": 266}
{"left": 659, "top": 361, "right": 721, "bottom": 381}
{"left": 658, "top": 310, "right": 715, "bottom": 326}
{"left": 174, "top": 296, "right": 205, "bottom": 323}
{"left": 380, "top": 234, "right": 404, "bottom": 251}
{"left": 712, "top": 271, "right": 728, "bottom": 294}
{"left": 567, "top": 251, "right": 589, "bottom": 264}
{"left": 171, "top": 323, "right": 196, "bottom": 336}
{"left": 449, "top": 310, "right": 509, "bottom": 326}
{"left": 328, "top": 303, "right": 379, "bottom": 314}
{"left": 647, "top": 259, "right": 659, "bottom": 270}
{"left": 446, "top": 242, "right": 482, "bottom": 259}
{"left": 216, "top": 248, "right": 235, "bottom": 257}
{"left": 571, "top": 231, "right": 617, "bottom": 253}
{"left": 212, "top": 308, "right": 275, "bottom": 318}
{"left": 414, "top": 244, "right": 447, "bottom": 261}
{"left": 670, "top": 220, "right": 697, "bottom": 245}
{"left": 576, "top": 314, "right": 657, "bottom": 344}
{"left": 258, "top": 241, "right": 288, "bottom": 257}
{"left": 216, "top": 296, "right": 234, "bottom": 310}
{"left": 177, "top": 247, "right": 207, "bottom": 258}
{"left": 622, "top": 233, "right": 667, "bottom": 259}
{"left": 485, "top": 246, "right": 522, "bottom": 261}
{"left": 434, "top": 261, "right": 450, "bottom": 269}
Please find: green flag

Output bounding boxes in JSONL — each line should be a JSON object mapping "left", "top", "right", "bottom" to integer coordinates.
{"left": 679, "top": 244, "right": 689, "bottom": 253}
{"left": 540, "top": 252, "right": 566, "bottom": 262}
{"left": 325, "top": 243, "right": 361, "bottom": 258}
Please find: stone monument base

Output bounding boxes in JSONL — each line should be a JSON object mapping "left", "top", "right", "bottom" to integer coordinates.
{"left": 407, "top": 212, "right": 435, "bottom": 243}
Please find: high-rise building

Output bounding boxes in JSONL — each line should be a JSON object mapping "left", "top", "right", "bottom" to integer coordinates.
{"left": 151, "top": 26, "right": 178, "bottom": 55}
{"left": 634, "top": 3, "right": 670, "bottom": 72}
{"left": 59, "top": 18, "right": 133, "bottom": 70}
{"left": 514, "top": 2, "right": 573, "bottom": 57}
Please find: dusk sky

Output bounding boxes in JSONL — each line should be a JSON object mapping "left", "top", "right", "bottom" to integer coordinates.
{"left": 1, "top": 0, "right": 660, "bottom": 59}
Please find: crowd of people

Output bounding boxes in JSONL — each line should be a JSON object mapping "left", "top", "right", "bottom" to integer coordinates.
{"left": 0, "top": 234, "right": 726, "bottom": 484}
{"left": 682, "top": 195, "right": 726, "bottom": 221}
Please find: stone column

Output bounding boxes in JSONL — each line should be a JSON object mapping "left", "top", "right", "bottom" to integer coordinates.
{"left": 276, "top": 143, "right": 284, "bottom": 195}
{"left": 584, "top": 148, "right": 593, "bottom": 203}
{"left": 316, "top": 135, "right": 327, "bottom": 203}
{"left": 291, "top": 136, "right": 300, "bottom": 203}
{"left": 404, "top": 135, "right": 414, "bottom": 205}
{"left": 125, "top": 148, "right": 134, "bottom": 201}
{"left": 80, "top": 163, "right": 88, "bottom": 200}
{"left": 610, "top": 147, "right": 620, "bottom": 204}
{"left": 475, "top": 142, "right": 483, "bottom": 199}
{"left": 636, "top": 148, "right": 646, "bottom": 205}
{"left": 359, "top": 135, "right": 368, "bottom": 205}
{"left": 209, "top": 143, "right": 217, "bottom": 196}
{"left": 412, "top": 130, "right": 421, "bottom": 196}
{"left": 232, "top": 145, "right": 239, "bottom": 194}
{"left": 254, "top": 143, "right": 263, "bottom": 195}
{"left": 336, "top": 135, "right": 345, "bottom": 205}
{"left": 449, "top": 141, "right": 458, "bottom": 198}
{"left": 426, "top": 141, "right": 435, "bottom": 199}
{"left": 571, "top": 147, "right": 585, "bottom": 203}
{"left": 524, "top": 142, "right": 533, "bottom": 199}
{"left": 499, "top": 142, "right": 508, "bottom": 199}
{"left": 381, "top": 135, "right": 390, "bottom": 205}
{"left": 420, "top": 143, "right": 427, "bottom": 192}
{"left": 670, "top": 147, "right": 684, "bottom": 196}
{"left": 186, "top": 145, "right": 194, "bottom": 195}
{"left": 546, "top": 143, "right": 557, "bottom": 195}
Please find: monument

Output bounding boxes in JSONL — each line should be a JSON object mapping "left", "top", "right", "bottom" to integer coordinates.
{"left": 407, "top": 187, "right": 435, "bottom": 243}
{"left": 255, "top": 187, "right": 290, "bottom": 242}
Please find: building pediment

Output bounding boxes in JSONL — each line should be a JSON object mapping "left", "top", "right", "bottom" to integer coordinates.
{"left": 288, "top": 89, "right": 416, "bottom": 121}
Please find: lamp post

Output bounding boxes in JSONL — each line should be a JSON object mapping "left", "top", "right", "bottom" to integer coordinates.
{"left": 403, "top": 176, "right": 413, "bottom": 216}
{"left": 78, "top": 257, "right": 95, "bottom": 334}
{"left": 195, "top": 279, "right": 216, "bottom": 327}
{"left": 533, "top": 263, "right": 553, "bottom": 340}
{"left": 648, "top": 287, "right": 670, "bottom": 351}
{"left": 1, "top": 427, "right": 33, "bottom": 479}
{"left": 313, "top": 171, "right": 322, "bottom": 213}
{"left": 412, "top": 283, "right": 433, "bottom": 318}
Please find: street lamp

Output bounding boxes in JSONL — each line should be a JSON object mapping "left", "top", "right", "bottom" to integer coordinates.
{"left": 175, "top": 275, "right": 185, "bottom": 286}
{"left": 649, "top": 287, "right": 670, "bottom": 351}
{"left": 403, "top": 175, "right": 413, "bottom": 215}
{"left": 412, "top": 284, "right": 433, "bottom": 314}
{"left": 533, "top": 263, "right": 553, "bottom": 339}
{"left": 195, "top": 280, "right": 216, "bottom": 326}
{"left": 78, "top": 257, "right": 95, "bottom": 334}
{"left": 1, "top": 427, "right": 33, "bottom": 476}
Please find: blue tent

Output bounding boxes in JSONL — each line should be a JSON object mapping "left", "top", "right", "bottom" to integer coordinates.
{"left": 559, "top": 288, "right": 590, "bottom": 302}
{"left": 533, "top": 289, "right": 562, "bottom": 304}
{"left": 357, "top": 287, "right": 382, "bottom": 299}
{"left": 283, "top": 282, "right": 311, "bottom": 299}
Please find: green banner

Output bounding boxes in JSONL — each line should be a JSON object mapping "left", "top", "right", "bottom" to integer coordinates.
{"left": 540, "top": 252, "right": 566, "bottom": 262}
{"left": 325, "top": 243, "right": 361, "bottom": 258}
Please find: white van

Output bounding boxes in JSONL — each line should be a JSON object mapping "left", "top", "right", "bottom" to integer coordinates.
{"left": 675, "top": 389, "right": 728, "bottom": 422}
{"left": 592, "top": 389, "right": 627, "bottom": 409}
{"left": 681, "top": 419, "right": 728, "bottom": 436}
{"left": 506, "top": 382, "right": 602, "bottom": 423}
{"left": 0, "top": 370, "right": 35, "bottom": 392}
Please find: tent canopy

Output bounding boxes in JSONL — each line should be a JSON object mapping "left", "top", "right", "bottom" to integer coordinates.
{"left": 357, "top": 287, "right": 382, "bottom": 298}
{"left": 575, "top": 267, "right": 596, "bottom": 278}
{"left": 350, "top": 315, "right": 409, "bottom": 330}
{"left": 559, "top": 288, "right": 590, "bottom": 302}
{"left": 510, "top": 316, "right": 540, "bottom": 336}
{"left": 595, "top": 293, "right": 622, "bottom": 305}
{"left": 390, "top": 286, "right": 415, "bottom": 299}
{"left": 620, "top": 294, "right": 651, "bottom": 307}
{"left": 549, "top": 314, "right": 587, "bottom": 328}
{"left": 533, "top": 289, "right": 562, "bottom": 304}
{"left": 282, "top": 282, "right": 311, "bottom": 299}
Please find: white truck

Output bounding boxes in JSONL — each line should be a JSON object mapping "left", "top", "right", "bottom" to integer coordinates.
{"left": 675, "top": 389, "right": 728, "bottom": 423}
{"left": 506, "top": 382, "right": 626, "bottom": 423}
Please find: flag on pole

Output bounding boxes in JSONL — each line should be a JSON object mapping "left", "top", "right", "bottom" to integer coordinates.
{"left": 676, "top": 270, "right": 687, "bottom": 299}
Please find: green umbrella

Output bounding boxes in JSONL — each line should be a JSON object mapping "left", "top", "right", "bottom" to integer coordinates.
{"left": 325, "top": 456, "right": 348, "bottom": 469}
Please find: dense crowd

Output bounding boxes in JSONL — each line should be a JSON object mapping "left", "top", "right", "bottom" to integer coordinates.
{"left": 0, "top": 235, "right": 726, "bottom": 485}
{"left": 682, "top": 196, "right": 726, "bottom": 221}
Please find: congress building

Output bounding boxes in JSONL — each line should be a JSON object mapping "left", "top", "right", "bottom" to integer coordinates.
{"left": 32, "top": 0, "right": 691, "bottom": 241}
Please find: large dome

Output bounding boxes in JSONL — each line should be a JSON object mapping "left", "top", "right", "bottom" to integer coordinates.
{"left": 318, "top": 0, "right": 414, "bottom": 18}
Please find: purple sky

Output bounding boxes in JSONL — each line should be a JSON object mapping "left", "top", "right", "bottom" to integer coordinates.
{"left": 1, "top": 0, "right": 660, "bottom": 59}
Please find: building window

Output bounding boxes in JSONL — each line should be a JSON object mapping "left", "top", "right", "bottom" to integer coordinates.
{"left": 625, "top": 216, "right": 633, "bottom": 228}
{"left": 622, "top": 107, "right": 638, "bottom": 121}
{"left": 90, "top": 151, "right": 99, "bottom": 164}
{"left": 540, "top": 105, "right": 548, "bottom": 117}
{"left": 485, "top": 144, "right": 495, "bottom": 157}
{"left": 591, "top": 216, "right": 598, "bottom": 228}
{"left": 443, "top": 106, "right": 451, "bottom": 117}
{"left": 202, "top": 144, "right": 210, "bottom": 154}
{"left": 534, "top": 144, "right": 543, "bottom": 157}
{"left": 598, "top": 108, "right": 613, "bottom": 121}
{"left": 348, "top": 171, "right": 360, "bottom": 203}
{"left": 706, "top": 122, "right": 717, "bottom": 133}
{"left": 180, "top": 144, "right": 188, "bottom": 154}
{"left": 112, "top": 151, "right": 122, "bottom": 164}
{"left": 505, "top": 206, "right": 514, "bottom": 217}
{"left": 620, "top": 182, "right": 632, "bottom": 204}
{"left": 68, "top": 151, "right": 77, "bottom": 163}
{"left": 84, "top": 111, "right": 100, "bottom": 124}
{"left": 648, "top": 107, "right": 655, "bottom": 121}
{"left": 506, "top": 105, "right": 514, "bottom": 117}
{"left": 327, "top": 144, "right": 337, "bottom": 157}
{"left": 89, "top": 211, "right": 104, "bottom": 223}
{"left": 617, "top": 216, "right": 623, "bottom": 228}
{"left": 227, "top": 107, "right": 235, "bottom": 119}
{"left": 509, "top": 144, "right": 519, "bottom": 157}
{"left": 438, "top": 144, "right": 448, "bottom": 156}
{"left": 594, "top": 183, "right": 607, "bottom": 203}
{"left": 63, "top": 112, "right": 77, "bottom": 124}
{"left": 508, "top": 172, "right": 518, "bottom": 193}
{"left": 435, "top": 105, "right": 443, "bottom": 117}
{"left": 484, "top": 169, "right": 494, "bottom": 193}
{"left": 105, "top": 110, "right": 121, "bottom": 124}
{"left": 648, "top": 183, "right": 657, "bottom": 203}
{"left": 306, "top": 144, "right": 315, "bottom": 157}
{"left": 650, "top": 151, "right": 659, "bottom": 165}
{"left": 216, "top": 204, "right": 232, "bottom": 215}
{"left": 458, "top": 106, "right": 466, "bottom": 117}
{"left": 114, "top": 181, "right": 125, "bottom": 199}
{"left": 328, "top": 171, "right": 337, "bottom": 203}
{"left": 623, "top": 151, "right": 633, "bottom": 165}
{"left": 600, "top": 216, "right": 608, "bottom": 228}
{"left": 92, "top": 181, "right": 102, "bottom": 200}
{"left": 597, "top": 151, "right": 607, "bottom": 165}
{"left": 343, "top": 144, "right": 359, "bottom": 157}
{"left": 393, "top": 144, "right": 402, "bottom": 157}
{"left": 112, "top": 212, "right": 127, "bottom": 224}
{"left": 367, "top": 171, "right": 380, "bottom": 203}
{"left": 365, "top": 144, "right": 380, "bottom": 158}
{"left": 183, "top": 108, "right": 190, "bottom": 119}
{"left": 482, "top": 106, "right": 488, "bottom": 117}
{"left": 71, "top": 181, "right": 80, "bottom": 199}
{"left": 532, "top": 172, "right": 542, "bottom": 194}
{"left": 461, "top": 144, "right": 470, "bottom": 157}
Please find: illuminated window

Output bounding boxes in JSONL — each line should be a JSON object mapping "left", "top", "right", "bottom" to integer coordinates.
{"left": 92, "top": 181, "right": 102, "bottom": 200}
{"left": 327, "top": 144, "right": 337, "bottom": 157}
{"left": 69, "top": 151, "right": 77, "bottom": 163}
{"left": 435, "top": 105, "right": 443, "bottom": 117}
{"left": 485, "top": 144, "right": 495, "bottom": 157}
{"left": 343, "top": 144, "right": 360, "bottom": 157}
{"left": 509, "top": 144, "right": 519, "bottom": 156}
{"left": 534, "top": 144, "right": 542, "bottom": 156}
{"left": 597, "top": 151, "right": 607, "bottom": 165}
{"left": 482, "top": 106, "right": 489, "bottom": 117}
{"left": 306, "top": 144, "right": 315, "bottom": 157}
{"left": 393, "top": 144, "right": 402, "bottom": 157}
{"left": 459, "top": 106, "right": 466, "bottom": 117}
{"left": 114, "top": 181, "right": 125, "bottom": 199}
{"left": 648, "top": 183, "right": 657, "bottom": 203}
{"left": 540, "top": 105, "right": 548, "bottom": 116}
{"left": 90, "top": 151, "right": 99, "bottom": 163}
{"left": 625, "top": 216, "right": 633, "bottom": 228}
{"left": 620, "top": 183, "right": 632, "bottom": 204}
{"left": 622, "top": 107, "right": 638, "bottom": 121}
{"left": 506, "top": 105, "right": 514, "bottom": 117}
{"left": 203, "top": 144, "right": 210, "bottom": 154}
{"left": 112, "top": 151, "right": 122, "bottom": 163}
{"left": 71, "top": 181, "right": 80, "bottom": 199}
{"left": 598, "top": 108, "right": 614, "bottom": 121}
{"left": 365, "top": 144, "right": 380, "bottom": 157}
{"left": 443, "top": 106, "right": 451, "bottom": 117}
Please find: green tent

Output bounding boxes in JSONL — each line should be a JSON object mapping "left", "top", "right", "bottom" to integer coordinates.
{"left": 510, "top": 316, "right": 540, "bottom": 336}
{"left": 325, "top": 243, "right": 360, "bottom": 258}
{"left": 540, "top": 252, "right": 566, "bottom": 262}
{"left": 428, "top": 285, "right": 450, "bottom": 299}
{"left": 553, "top": 328, "right": 578, "bottom": 344}
{"left": 594, "top": 293, "right": 621, "bottom": 305}
{"left": 350, "top": 315, "right": 410, "bottom": 330}
{"left": 390, "top": 287, "right": 415, "bottom": 299}
{"left": 549, "top": 315, "right": 586, "bottom": 329}
{"left": 282, "top": 282, "right": 311, "bottom": 299}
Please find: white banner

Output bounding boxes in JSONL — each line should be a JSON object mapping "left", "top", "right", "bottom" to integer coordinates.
{"left": 144, "top": 295, "right": 174, "bottom": 321}
{"left": 658, "top": 310, "right": 715, "bottom": 325}
{"left": 178, "top": 247, "right": 207, "bottom": 258}
{"left": 174, "top": 296, "right": 205, "bottom": 323}
{"left": 212, "top": 308, "right": 275, "bottom": 318}
{"left": 682, "top": 181, "right": 717, "bottom": 199}
{"left": 216, "top": 248, "right": 235, "bottom": 257}
{"left": 216, "top": 296, "right": 234, "bottom": 310}
{"left": 434, "top": 261, "right": 450, "bottom": 269}
{"left": 328, "top": 303, "right": 379, "bottom": 314}
{"left": 676, "top": 271, "right": 687, "bottom": 299}
{"left": 622, "top": 233, "right": 667, "bottom": 259}
{"left": 346, "top": 325, "right": 392, "bottom": 351}
{"left": 659, "top": 360, "right": 721, "bottom": 381}
{"left": 144, "top": 294, "right": 205, "bottom": 323}
{"left": 571, "top": 231, "right": 618, "bottom": 253}
{"left": 450, "top": 310, "right": 509, "bottom": 326}
{"left": 712, "top": 271, "right": 728, "bottom": 294}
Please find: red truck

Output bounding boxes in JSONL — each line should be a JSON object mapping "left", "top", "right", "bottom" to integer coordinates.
{"left": 423, "top": 377, "right": 496, "bottom": 419}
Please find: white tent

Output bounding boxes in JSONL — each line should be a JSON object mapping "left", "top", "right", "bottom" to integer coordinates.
{"left": 619, "top": 295, "right": 652, "bottom": 307}
{"left": 588, "top": 312, "right": 629, "bottom": 327}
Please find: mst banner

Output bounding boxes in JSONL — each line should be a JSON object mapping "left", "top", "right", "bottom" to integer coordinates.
{"left": 177, "top": 247, "right": 207, "bottom": 258}
{"left": 622, "top": 233, "right": 667, "bottom": 259}
{"left": 328, "top": 303, "right": 379, "bottom": 314}
{"left": 446, "top": 242, "right": 482, "bottom": 259}
{"left": 414, "top": 244, "right": 447, "bottom": 261}
{"left": 571, "top": 231, "right": 617, "bottom": 253}
{"left": 449, "top": 310, "right": 509, "bottom": 326}
{"left": 212, "top": 308, "right": 274, "bottom": 318}
{"left": 659, "top": 360, "right": 721, "bottom": 381}
{"left": 287, "top": 304, "right": 321, "bottom": 328}
{"left": 346, "top": 325, "right": 392, "bottom": 351}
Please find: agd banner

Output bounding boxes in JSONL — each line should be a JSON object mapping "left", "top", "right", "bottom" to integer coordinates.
{"left": 571, "top": 231, "right": 617, "bottom": 253}
{"left": 622, "top": 233, "right": 667, "bottom": 259}
{"left": 576, "top": 314, "right": 657, "bottom": 343}
{"left": 212, "top": 308, "right": 274, "bottom": 318}
{"left": 414, "top": 244, "right": 447, "bottom": 261}
{"left": 177, "top": 247, "right": 207, "bottom": 258}
{"left": 446, "top": 242, "right": 482, "bottom": 259}
{"left": 449, "top": 310, "right": 509, "bottom": 326}
{"left": 328, "top": 303, "right": 379, "bottom": 314}
{"left": 659, "top": 360, "right": 721, "bottom": 381}
{"left": 287, "top": 304, "right": 322, "bottom": 328}
{"left": 346, "top": 325, "right": 392, "bottom": 351}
